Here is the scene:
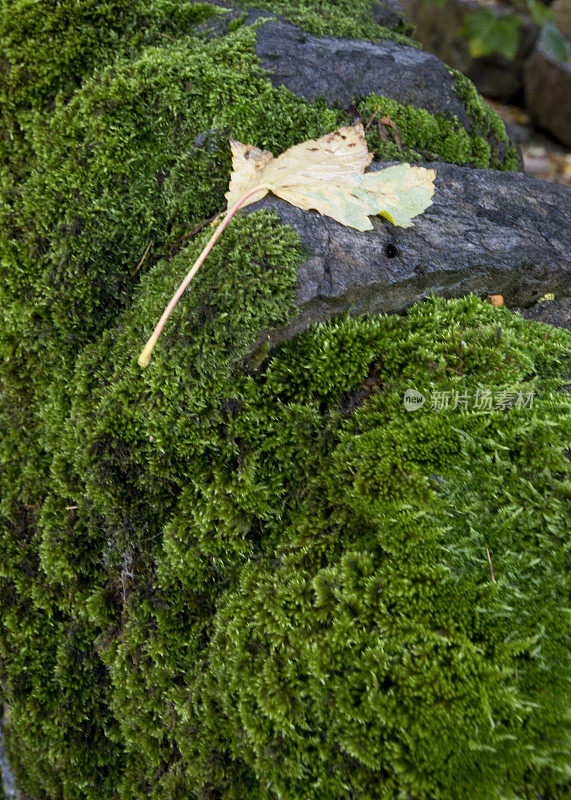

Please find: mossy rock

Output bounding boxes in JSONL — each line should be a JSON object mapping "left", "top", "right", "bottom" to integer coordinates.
{"left": 0, "top": 2, "right": 569, "bottom": 799}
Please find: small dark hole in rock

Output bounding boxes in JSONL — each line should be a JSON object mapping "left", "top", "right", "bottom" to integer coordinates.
{"left": 386, "top": 244, "right": 398, "bottom": 258}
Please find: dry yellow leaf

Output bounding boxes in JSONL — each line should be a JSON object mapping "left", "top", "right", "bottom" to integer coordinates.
{"left": 225, "top": 141, "right": 274, "bottom": 209}
{"left": 225, "top": 125, "right": 372, "bottom": 212}
{"left": 138, "top": 125, "right": 436, "bottom": 367}
{"left": 224, "top": 123, "right": 435, "bottom": 230}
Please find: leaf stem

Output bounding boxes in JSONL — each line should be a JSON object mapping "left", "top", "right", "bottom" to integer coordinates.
{"left": 137, "top": 184, "right": 268, "bottom": 368}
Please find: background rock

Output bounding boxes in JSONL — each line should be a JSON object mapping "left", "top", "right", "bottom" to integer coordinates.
{"left": 371, "top": 0, "right": 409, "bottom": 28}
{"left": 514, "top": 296, "right": 571, "bottom": 328}
{"left": 524, "top": 31, "right": 571, "bottom": 147}
{"left": 400, "top": 0, "right": 538, "bottom": 99}
{"left": 246, "top": 161, "right": 570, "bottom": 346}
{"left": 552, "top": 0, "right": 571, "bottom": 40}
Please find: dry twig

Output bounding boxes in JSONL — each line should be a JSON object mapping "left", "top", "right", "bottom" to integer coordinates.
{"left": 379, "top": 116, "right": 402, "bottom": 148}
{"left": 169, "top": 214, "right": 221, "bottom": 261}
{"left": 131, "top": 239, "right": 153, "bottom": 278}
{"left": 365, "top": 105, "right": 381, "bottom": 131}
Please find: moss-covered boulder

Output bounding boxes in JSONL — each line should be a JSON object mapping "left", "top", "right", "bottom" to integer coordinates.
{"left": 0, "top": 2, "right": 569, "bottom": 799}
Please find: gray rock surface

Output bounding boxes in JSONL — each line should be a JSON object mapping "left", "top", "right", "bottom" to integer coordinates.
{"left": 254, "top": 18, "right": 471, "bottom": 125}
{"left": 514, "top": 297, "right": 571, "bottom": 329}
{"left": 524, "top": 36, "right": 571, "bottom": 148}
{"left": 195, "top": 5, "right": 521, "bottom": 164}
{"left": 245, "top": 162, "right": 570, "bottom": 347}
{"left": 0, "top": 712, "right": 25, "bottom": 800}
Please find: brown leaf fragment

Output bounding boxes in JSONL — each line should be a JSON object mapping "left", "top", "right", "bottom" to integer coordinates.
{"left": 380, "top": 116, "right": 402, "bottom": 148}
{"left": 377, "top": 119, "right": 388, "bottom": 143}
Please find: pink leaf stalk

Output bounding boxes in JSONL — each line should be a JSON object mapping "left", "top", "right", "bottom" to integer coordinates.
{"left": 138, "top": 184, "right": 268, "bottom": 368}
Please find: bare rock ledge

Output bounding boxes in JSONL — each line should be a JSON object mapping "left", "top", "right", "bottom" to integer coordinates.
{"left": 254, "top": 18, "right": 470, "bottom": 124}
{"left": 246, "top": 161, "right": 571, "bottom": 347}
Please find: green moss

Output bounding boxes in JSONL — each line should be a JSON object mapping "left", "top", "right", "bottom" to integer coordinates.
{"left": 1, "top": 210, "right": 304, "bottom": 799}
{"left": 0, "top": 0, "right": 411, "bottom": 120}
{"left": 4, "top": 288, "right": 569, "bottom": 799}
{"left": 244, "top": 0, "right": 415, "bottom": 42}
{"left": 0, "top": 23, "right": 341, "bottom": 514}
{"left": 0, "top": 1, "right": 220, "bottom": 107}
{"left": 358, "top": 90, "right": 517, "bottom": 170}
{"left": 174, "top": 298, "right": 569, "bottom": 799}
{"left": 0, "top": 0, "right": 411, "bottom": 174}
{"left": 452, "top": 69, "right": 521, "bottom": 170}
